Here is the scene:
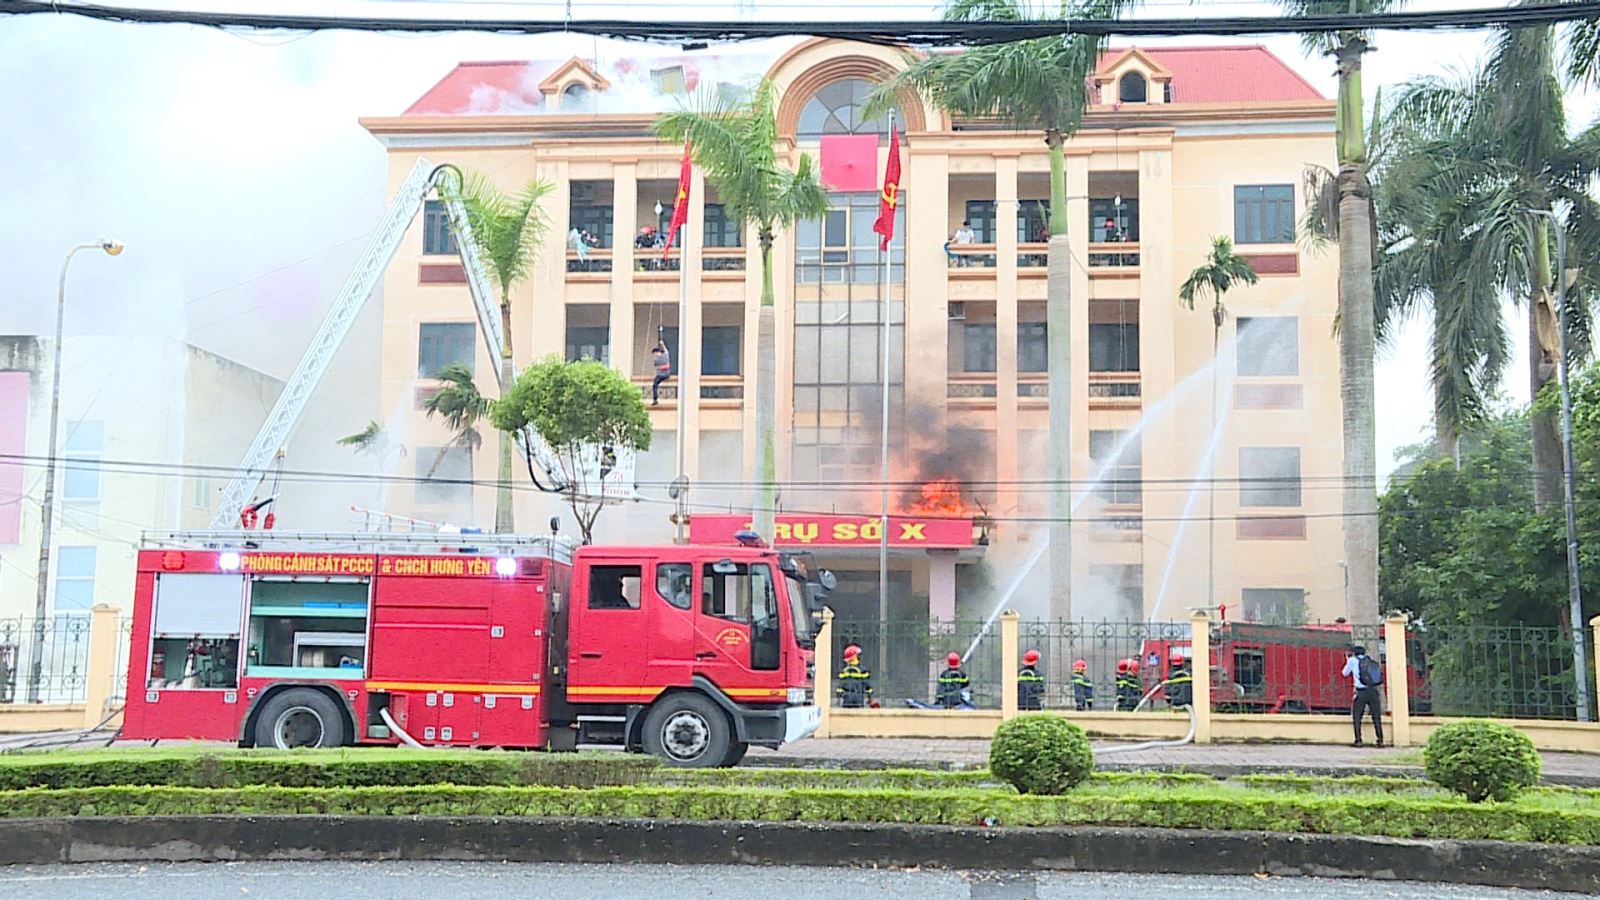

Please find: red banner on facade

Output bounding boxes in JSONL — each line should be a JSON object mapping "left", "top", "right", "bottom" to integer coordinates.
{"left": 690, "top": 514, "right": 973, "bottom": 549}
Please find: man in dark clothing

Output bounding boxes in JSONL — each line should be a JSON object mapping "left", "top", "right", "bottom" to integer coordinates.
{"left": 1343, "top": 645, "right": 1385, "bottom": 747}
{"left": 936, "top": 652, "right": 970, "bottom": 709}
{"left": 650, "top": 341, "right": 671, "bottom": 406}
{"left": 1163, "top": 654, "right": 1193, "bottom": 709}
{"left": 1018, "top": 648, "right": 1045, "bottom": 710}
{"left": 836, "top": 644, "right": 873, "bottom": 709}
{"left": 1070, "top": 658, "right": 1094, "bottom": 711}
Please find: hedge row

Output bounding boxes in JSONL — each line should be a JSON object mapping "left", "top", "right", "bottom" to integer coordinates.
{"left": 4, "top": 784, "right": 1597, "bottom": 845}
{"left": 0, "top": 750, "right": 658, "bottom": 790}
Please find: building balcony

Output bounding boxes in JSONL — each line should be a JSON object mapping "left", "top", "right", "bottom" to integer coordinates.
{"left": 947, "top": 372, "right": 998, "bottom": 406}
{"left": 629, "top": 375, "right": 745, "bottom": 407}
{"left": 566, "top": 248, "right": 613, "bottom": 275}
{"left": 702, "top": 246, "right": 746, "bottom": 275}
{"left": 1087, "top": 241, "right": 1141, "bottom": 274}
{"left": 1012, "top": 372, "right": 1142, "bottom": 408}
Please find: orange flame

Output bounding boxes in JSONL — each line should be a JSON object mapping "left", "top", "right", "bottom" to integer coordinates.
{"left": 906, "top": 478, "right": 968, "bottom": 517}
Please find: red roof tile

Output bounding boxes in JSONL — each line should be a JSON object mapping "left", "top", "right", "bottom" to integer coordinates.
{"left": 1098, "top": 45, "right": 1325, "bottom": 103}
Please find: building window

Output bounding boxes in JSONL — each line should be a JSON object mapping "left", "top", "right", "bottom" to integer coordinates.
{"left": 704, "top": 204, "right": 742, "bottom": 248}
{"left": 422, "top": 200, "right": 457, "bottom": 256}
{"left": 416, "top": 445, "right": 472, "bottom": 507}
{"left": 562, "top": 82, "right": 592, "bottom": 108}
{"left": 1234, "top": 184, "right": 1295, "bottom": 244}
{"left": 565, "top": 325, "right": 610, "bottom": 364}
{"left": 1236, "top": 317, "right": 1299, "bottom": 376}
{"left": 796, "top": 78, "right": 895, "bottom": 139}
{"left": 1119, "top": 72, "right": 1148, "bottom": 103}
{"left": 1241, "top": 587, "right": 1306, "bottom": 625}
{"left": 1089, "top": 430, "right": 1141, "bottom": 506}
{"left": 795, "top": 196, "right": 905, "bottom": 285}
{"left": 191, "top": 473, "right": 209, "bottom": 509}
{"left": 55, "top": 545, "right": 96, "bottom": 612}
{"left": 1239, "top": 447, "right": 1302, "bottom": 507}
{"left": 62, "top": 421, "right": 103, "bottom": 501}
{"left": 418, "top": 323, "right": 475, "bottom": 379}
{"left": 1088, "top": 323, "right": 1139, "bottom": 373}
{"left": 702, "top": 325, "right": 742, "bottom": 376}
{"left": 651, "top": 66, "right": 687, "bottom": 95}
{"left": 570, "top": 202, "right": 613, "bottom": 248}
{"left": 962, "top": 323, "right": 997, "bottom": 373}
{"left": 1017, "top": 322, "right": 1048, "bottom": 373}
{"left": 1018, "top": 199, "right": 1050, "bottom": 243}
{"left": 964, "top": 201, "right": 997, "bottom": 244}
{"left": 1089, "top": 198, "right": 1140, "bottom": 242}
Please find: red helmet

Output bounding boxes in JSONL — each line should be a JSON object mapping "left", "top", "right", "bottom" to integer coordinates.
{"left": 1169, "top": 651, "right": 1186, "bottom": 666}
{"left": 1072, "top": 658, "right": 1087, "bottom": 671}
{"left": 1116, "top": 658, "right": 1130, "bottom": 674}
{"left": 1127, "top": 658, "right": 1140, "bottom": 673}
{"left": 947, "top": 652, "right": 962, "bottom": 668}
{"left": 842, "top": 644, "right": 861, "bottom": 661}
{"left": 1022, "top": 649, "right": 1040, "bottom": 666}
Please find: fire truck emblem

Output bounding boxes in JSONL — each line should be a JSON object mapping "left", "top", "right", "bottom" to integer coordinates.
{"left": 714, "top": 627, "right": 747, "bottom": 647}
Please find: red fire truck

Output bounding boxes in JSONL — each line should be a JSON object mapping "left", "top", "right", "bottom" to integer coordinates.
{"left": 122, "top": 531, "right": 828, "bottom": 766}
{"left": 1140, "top": 622, "right": 1431, "bottom": 713}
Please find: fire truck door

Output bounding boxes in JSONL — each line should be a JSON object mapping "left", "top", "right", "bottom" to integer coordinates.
{"left": 695, "top": 560, "right": 784, "bottom": 701}
{"left": 567, "top": 563, "right": 650, "bottom": 698}
{"left": 646, "top": 561, "right": 696, "bottom": 686}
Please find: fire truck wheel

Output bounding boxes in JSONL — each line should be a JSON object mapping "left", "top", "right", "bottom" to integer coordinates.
{"left": 641, "top": 693, "right": 732, "bottom": 767}
{"left": 254, "top": 688, "right": 348, "bottom": 749}
{"left": 719, "top": 741, "right": 749, "bottom": 767}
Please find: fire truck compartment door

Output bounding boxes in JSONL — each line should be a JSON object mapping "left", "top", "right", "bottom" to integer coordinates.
{"left": 370, "top": 577, "right": 491, "bottom": 683}
{"left": 568, "top": 563, "right": 650, "bottom": 698}
{"left": 694, "top": 561, "right": 784, "bottom": 701}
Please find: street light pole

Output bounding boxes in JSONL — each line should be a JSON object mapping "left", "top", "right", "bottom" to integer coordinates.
{"left": 29, "top": 239, "right": 123, "bottom": 702}
{"left": 1526, "top": 209, "right": 1589, "bottom": 723}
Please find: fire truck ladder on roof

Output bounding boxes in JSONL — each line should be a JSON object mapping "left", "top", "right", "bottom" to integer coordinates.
{"left": 145, "top": 530, "right": 575, "bottom": 561}
{"left": 209, "top": 157, "right": 618, "bottom": 530}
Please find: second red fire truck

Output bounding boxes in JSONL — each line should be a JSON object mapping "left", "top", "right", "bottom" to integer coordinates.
{"left": 122, "top": 530, "right": 829, "bottom": 767}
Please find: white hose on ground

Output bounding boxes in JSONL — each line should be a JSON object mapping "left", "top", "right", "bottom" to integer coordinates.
{"left": 379, "top": 706, "right": 427, "bottom": 749}
{"left": 1092, "top": 684, "right": 1197, "bottom": 756}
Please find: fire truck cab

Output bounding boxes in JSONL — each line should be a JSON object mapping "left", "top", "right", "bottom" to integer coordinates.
{"left": 122, "top": 532, "right": 825, "bottom": 767}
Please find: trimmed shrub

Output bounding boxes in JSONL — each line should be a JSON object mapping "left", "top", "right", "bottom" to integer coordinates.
{"left": 1424, "top": 720, "right": 1542, "bottom": 802}
{"left": 988, "top": 714, "right": 1093, "bottom": 795}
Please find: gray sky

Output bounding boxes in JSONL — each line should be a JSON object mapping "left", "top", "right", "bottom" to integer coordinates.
{"left": 1, "top": 0, "right": 1594, "bottom": 483}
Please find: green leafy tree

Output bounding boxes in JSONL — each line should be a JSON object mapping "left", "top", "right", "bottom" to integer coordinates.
{"left": 420, "top": 363, "right": 489, "bottom": 478}
{"left": 337, "top": 420, "right": 406, "bottom": 466}
{"left": 450, "top": 172, "right": 554, "bottom": 533}
{"left": 490, "top": 356, "right": 652, "bottom": 544}
{"left": 1179, "top": 236, "right": 1258, "bottom": 605}
{"left": 873, "top": 0, "right": 1135, "bottom": 616}
{"left": 654, "top": 81, "right": 828, "bottom": 540}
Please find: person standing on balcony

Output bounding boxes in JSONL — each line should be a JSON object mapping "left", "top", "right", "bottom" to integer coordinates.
{"left": 1102, "top": 216, "right": 1121, "bottom": 242}
{"left": 1070, "top": 658, "right": 1095, "bottom": 710}
{"left": 1018, "top": 648, "right": 1045, "bottom": 710}
{"left": 949, "top": 220, "right": 975, "bottom": 267}
{"left": 1343, "top": 645, "right": 1385, "bottom": 747}
{"left": 650, "top": 338, "right": 671, "bottom": 407}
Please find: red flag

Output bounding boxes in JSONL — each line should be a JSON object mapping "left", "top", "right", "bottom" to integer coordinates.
{"left": 873, "top": 127, "right": 901, "bottom": 251}
{"left": 664, "top": 144, "right": 691, "bottom": 262}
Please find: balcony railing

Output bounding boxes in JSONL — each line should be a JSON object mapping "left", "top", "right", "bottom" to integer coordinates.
{"left": 630, "top": 375, "right": 745, "bottom": 404}
{"left": 703, "top": 246, "right": 746, "bottom": 273}
{"left": 946, "top": 244, "right": 997, "bottom": 269}
{"left": 566, "top": 248, "right": 614, "bottom": 274}
{"left": 1087, "top": 241, "right": 1140, "bottom": 270}
{"left": 947, "top": 372, "right": 998, "bottom": 400}
{"left": 1013, "top": 372, "right": 1142, "bottom": 403}
{"left": 1018, "top": 243, "right": 1048, "bottom": 268}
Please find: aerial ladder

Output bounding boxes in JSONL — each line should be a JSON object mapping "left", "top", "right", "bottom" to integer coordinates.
{"left": 210, "top": 158, "right": 635, "bottom": 529}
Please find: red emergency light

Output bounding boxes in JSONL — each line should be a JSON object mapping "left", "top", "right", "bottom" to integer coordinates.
{"left": 160, "top": 551, "right": 185, "bottom": 571}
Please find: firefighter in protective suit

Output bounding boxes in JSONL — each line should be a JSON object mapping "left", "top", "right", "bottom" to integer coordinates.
{"left": 1114, "top": 658, "right": 1140, "bottom": 711}
{"left": 836, "top": 644, "right": 873, "bottom": 708}
{"left": 936, "top": 652, "right": 971, "bottom": 709}
{"left": 1070, "top": 659, "right": 1095, "bottom": 710}
{"left": 1017, "top": 649, "right": 1045, "bottom": 710}
{"left": 1163, "top": 652, "right": 1193, "bottom": 709}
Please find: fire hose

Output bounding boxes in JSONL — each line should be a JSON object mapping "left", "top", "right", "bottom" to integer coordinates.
{"left": 379, "top": 706, "right": 427, "bottom": 749}
{"left": 1091, "top": 683, "right": 1196, "bottom": 756}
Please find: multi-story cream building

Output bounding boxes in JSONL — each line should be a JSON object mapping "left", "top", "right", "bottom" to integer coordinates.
{"left": 361, "top": 38, "right": 1341, "bottom": 629}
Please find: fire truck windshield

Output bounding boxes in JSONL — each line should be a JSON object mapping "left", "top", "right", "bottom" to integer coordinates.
{"left": 783, "top": 572, "right": 812, "bottom": 645}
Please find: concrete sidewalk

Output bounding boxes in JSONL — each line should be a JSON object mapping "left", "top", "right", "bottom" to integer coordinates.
{"left": 749, "top": 738, "right": 1600, "bottom": 782}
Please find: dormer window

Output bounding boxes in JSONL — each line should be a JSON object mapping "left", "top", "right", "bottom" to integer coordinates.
{"left": 563, "top": 83, "right": 591, "bottom": 106}
{"left": 1119, "top": 72, "right": 1148, "bottom": 104}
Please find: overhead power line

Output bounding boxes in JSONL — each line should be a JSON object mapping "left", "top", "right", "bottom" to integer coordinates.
{"left": 3, "top": 0, "right": 1599, "bottom": 46}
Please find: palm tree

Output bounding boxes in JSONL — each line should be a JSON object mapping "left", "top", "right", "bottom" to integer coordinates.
{"left": 452, "top": 173, "right": 553, "bottom": 533}
{"left": 1276, "top": 0, "right": 1408, "bottom": 625}
{"left": 654, "top": 80, "right": 829, "bottom": 539}
{"left": 421, "top": 363, "right": 489, "bottom": 478}
{"left": 337, "top": 420, "right": 407, "bottom": 465}
{"left": 875, "top": 0, "right": 1135, "bottom": 617}
{"left": 1179, "top": 236, "right": 1259, "bottom": 612}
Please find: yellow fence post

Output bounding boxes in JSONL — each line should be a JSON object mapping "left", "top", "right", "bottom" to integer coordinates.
{"left": 83, "top": 604, "right": 121, "bottom": 730}
{"left": 1189, "top": 609, "right": 1211, "bottom": 744}
{"left": 1384, "top": 613, "right": 1412, "bottom": 747}
{"left": 1590, "top": 616, "right": 1600, "bottom": 724}
{"left": 1001, "top": 610, "right": 1019, "bottom": 720}
{"left": 815, "top": 607, "right": 834, "bottom": 738}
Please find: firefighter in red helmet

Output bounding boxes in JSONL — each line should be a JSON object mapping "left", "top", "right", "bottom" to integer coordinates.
{"left": 1163, "top": 650, "right": 1193, "bottom": 709}
{"left": 1114, "top": 658, "right": 1138, "bottom": 711}
{"left": 836, "top": 643, "right": 873, "bottom": 708}
{"left": 1070, "top": 658, "right": 1095, "bottom": 711}
{"left": 1018, "top": 648, "right": 1045, "bottom": 710}
{"left": 936, "top": 651, "right": 971, "bottom": 709}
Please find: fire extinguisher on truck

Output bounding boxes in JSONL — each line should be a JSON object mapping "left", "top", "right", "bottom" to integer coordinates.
{"left": 124, "top": 530, "right": 835, "bottom": 767}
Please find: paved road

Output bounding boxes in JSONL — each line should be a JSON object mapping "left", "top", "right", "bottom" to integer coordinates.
{"left": 0, "top": 862, "right": 1578, "bottom": 899}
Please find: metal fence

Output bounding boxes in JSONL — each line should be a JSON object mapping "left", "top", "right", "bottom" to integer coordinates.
{"left": 0, "top": 616, "right": 94, "bottom": 705}
{"left": 1410, "top": 622, "right": 1582, "bottom": 720}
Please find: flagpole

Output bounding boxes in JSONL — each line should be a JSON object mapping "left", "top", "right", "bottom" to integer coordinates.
{"left": 878, "top": 112, "right": 894, "bottom": 658}
{"left": 671, "top": 148, "right": 692, "bottom": 544}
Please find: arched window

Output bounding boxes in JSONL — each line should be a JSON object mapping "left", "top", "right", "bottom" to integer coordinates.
{"left": 797, "top": 78, "right": 896, "bottom": 139}
{"left": 562, "top": 82, "right": 591, "bottom": 108}
{"left": 1118, "top": 72, "right": 1148, "bottom": 104}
